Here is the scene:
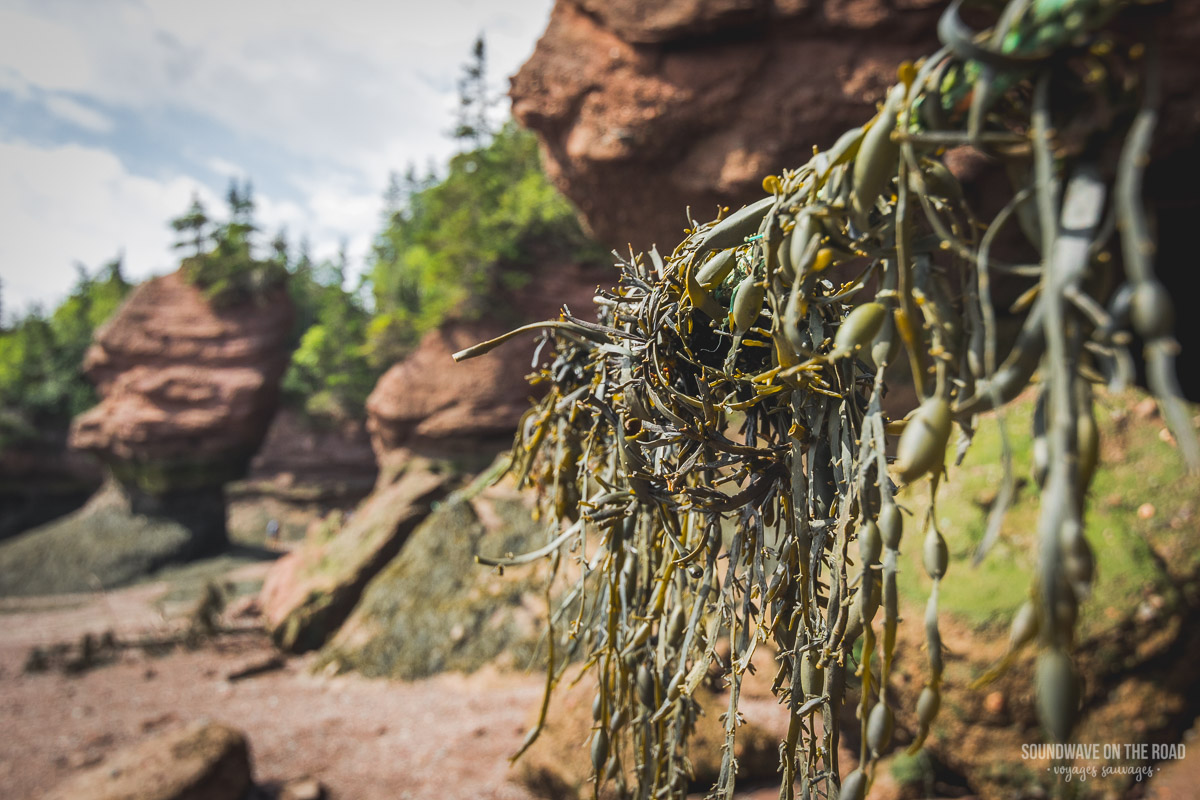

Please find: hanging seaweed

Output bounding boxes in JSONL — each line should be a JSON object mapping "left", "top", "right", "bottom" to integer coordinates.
{"left": 455, "top": 1, "right": 1196, "bottom": 797}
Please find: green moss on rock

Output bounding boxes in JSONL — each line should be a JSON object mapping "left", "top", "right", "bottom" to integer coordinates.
{"left": 0, "top": 480, "right": 227, "bottom": 596}
{"left": 897, "top": 389, "right": 1200, "bottom": 632}
{"left": 108, "top": 454, "right": 252, "bottom": 496}
{"left": 261, "top": 463, "right": 452, "bottom": 653}
{"left": 317, "top": 483, "right": 554, "bottom": 679}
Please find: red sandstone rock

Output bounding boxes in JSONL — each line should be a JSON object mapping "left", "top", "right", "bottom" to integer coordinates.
{"left": 69, "top": 270, "right": 293, "bottom": 489}
{"left": 366, "top": 260, "right": 601, "bottom": 474}
{"left": 512, "top": 0, "right": 1200, "bottom": 255}
{"left": 38, "top": 720, "right": 252, "bottom": 800}
{"left": 247, "top": 407, "right": 377, "bottom": 491}
{"left": 511, "top": 0, "right": 944, "bottom": 252}
{"left": 366, "top": 320, "right": 538, "bottom": 469}
{"left": 572, "top": 0, "right": 766, "bottom": 44}
{"left": 259, "top": 462, "right": 451, "bottom": 653}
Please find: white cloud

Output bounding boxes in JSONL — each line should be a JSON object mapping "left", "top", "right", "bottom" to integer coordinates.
{"left": 0, "top": 137, "right": 392, "bottom": 314}
{"left": 256, "top": 178, "right": 380, "bottom": 272}
{"left": 0, "top": 8, "right": 94, "bottom": 96}
{"left": 0, "top": 139, "right": 212, "bottom": 314}
{"left": 0, "top": 0, "right": 551, "bottom": 173}
{"left": 205, "top": 155, "right": 247, "bottom": 180}
{"left": 0, "top": 0, "right": 556, "bottom": 312}
{"left": 42, "top": 94, "right": 113, "bottom": 133}
{"left": 0, "top": 66, "right": 32, "bottom": 100}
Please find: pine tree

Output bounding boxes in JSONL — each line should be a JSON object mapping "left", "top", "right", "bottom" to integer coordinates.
{"left": 219, "top": 178, "right": 257, "bottom": 257}
{"left": 170, "top": 193, "right": 212, "bottom": 256}
{"left": 271, "top": 227, "right": 290, "bottom": 267}
{"left": 102, "top": 252, "right": 126, "bottom": 286}
{"left": 453, "top": 35, "right": 495, "bottom": 148}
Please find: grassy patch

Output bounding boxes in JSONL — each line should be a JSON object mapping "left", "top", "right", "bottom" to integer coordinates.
{"left": 897, "top": 389, "right": 1198, "bottom": 636}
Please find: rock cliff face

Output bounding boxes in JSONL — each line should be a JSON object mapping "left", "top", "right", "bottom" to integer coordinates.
{"left": 227, "top": 409, "right": 379, "bottom": 545}
{"left": 512, "top": 0, "right": 1200, "bottom": 259}
{"left": 511, "top": 0, "right": 945, "bottom": 252}
{"left": 247, "top": 409, "right": 377, "bottom": 493}
{"left": 366, "top": 260, "right": 602, "bottom": 476}
{"left": 70, "top": 270, "right": 293, "bottom": 493}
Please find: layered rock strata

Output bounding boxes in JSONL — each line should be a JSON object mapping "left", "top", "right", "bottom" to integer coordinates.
{"left": 70, "top": 270, "right": 293, "bottom": 495}
{"left": 366, "top": 259, "right": 601, "bottom": 478}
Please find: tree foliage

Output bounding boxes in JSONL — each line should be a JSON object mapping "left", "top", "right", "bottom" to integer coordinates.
{"left": 366, "top": 120, "right": 604, "bottom": 367}
{"left": 281, "top": 244, "right": 377, "bottom": 423}
{"left": 0, "top": 257, "right": 131, "bottom": 447}
{"left": 453, "top": 35, "right": 496, "bottom": 147}
{"left": 175, "top": 179, "right": 287, "bottom": 306}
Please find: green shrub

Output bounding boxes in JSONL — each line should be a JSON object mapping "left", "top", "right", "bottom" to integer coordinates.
{"left": 0, "top": 258, "right": 130, "bottom": 447}
{"left": 366, "top": 120, "right": 604, "bottom": 365}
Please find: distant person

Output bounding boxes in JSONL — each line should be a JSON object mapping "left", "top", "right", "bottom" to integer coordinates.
{"left": 266, "top": 518, "right": 280, "bottom": 547}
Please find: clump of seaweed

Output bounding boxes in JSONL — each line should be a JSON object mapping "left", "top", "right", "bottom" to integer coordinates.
{"left": 455, "top": 1, "right": 1196, "bottom": 798}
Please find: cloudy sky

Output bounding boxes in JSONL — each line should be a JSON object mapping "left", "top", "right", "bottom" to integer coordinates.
{"left": 0, "top": 0, "right": 553, "bottom": 318}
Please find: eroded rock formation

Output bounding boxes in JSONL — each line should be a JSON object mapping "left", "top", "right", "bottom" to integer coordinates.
{"left": 366, "top": 259, "right": 602, "bottom": 477}
{"left": 70, "top": 270, "right": 293, "bottom": 492}
{"left": 227, "top": 409, "right": 380, "bottom": 545}
{"left": 511, "top": 0, "right": 1200, "bottom": 272}
{"left": 511, "top": 0, "right": 945, "bottom": 252}
{"left": 247, "top": 409, "right": 377, "bottom": 494}
{"left": 0, "top": 270, "right": 294, "bottom": 595}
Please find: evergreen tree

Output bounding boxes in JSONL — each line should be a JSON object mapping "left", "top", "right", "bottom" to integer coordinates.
{"left": 452, "top": 35, "right": 495, "bottom": 148}
{"left": 170, "top": 194, "right": 212, "bottom": 256}
{"left": 218, "top": 178, "right": 257, "bottom": 257}
{"left": 270, "top": 227, "right": 290, "bottom": 267}
{"left": 365, "top": 120, "right": 603, "bottom": 368}
{"left": 281, "top": 246, "right": 378, "bottom": 423}
{"left": 176, "top": 180, "right": 284, "bottom": 305}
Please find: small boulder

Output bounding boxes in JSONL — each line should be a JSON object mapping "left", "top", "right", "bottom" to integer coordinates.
{"left": 39, "top": 721, "right": 251, "bottom": 800}
{"left": 317, "top": 476, "right": 552, "bottom": 680}
{"left": 260, "top": 461, "right": 452, "bottom": 653}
